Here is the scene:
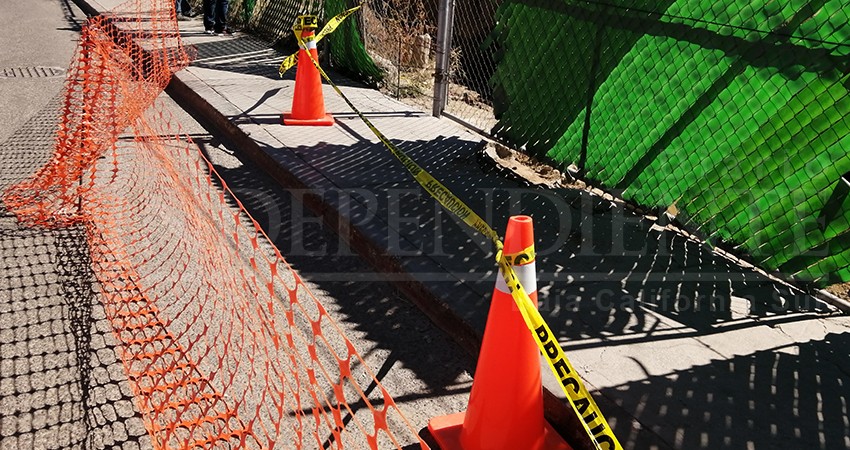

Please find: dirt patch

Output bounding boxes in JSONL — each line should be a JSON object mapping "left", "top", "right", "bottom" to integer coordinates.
{"left": 480, "top": 140, "right": 586, "bottom": 190}
{"left": 825, "top": 283, "right": 850, "bottom": 302}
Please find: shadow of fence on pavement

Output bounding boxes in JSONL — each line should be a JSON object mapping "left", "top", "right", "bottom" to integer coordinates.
{"left": 600, "top": 332, "right": 850, "bottom": 449}
{"left": 0, "top": 101, "right": 149, "bottom": 450}
{"left": 231, "top": 129, "right": 834, "bottom": 338}
{"left": 195, "top": 138, "right": 476, "bottom": 403}
{"left": 188, "top": 32, "right": 371, "bottom": 89}
{"left": 190, "top": 113, "right": 850, "bottom": 449}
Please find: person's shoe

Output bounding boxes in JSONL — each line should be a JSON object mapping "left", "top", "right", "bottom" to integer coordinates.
{"left": 216, "top": 28, "right": 233, "bottom": 36}
{"left": 177, "top": 14, "right": 191, "bottom": 21}
{"left": 204, "top": 29, "right": 216, "bottom": 35}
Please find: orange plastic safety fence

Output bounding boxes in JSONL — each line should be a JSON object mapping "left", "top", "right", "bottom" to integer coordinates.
{"left": 3, "top": 1, "right": 426, "bottom": 449}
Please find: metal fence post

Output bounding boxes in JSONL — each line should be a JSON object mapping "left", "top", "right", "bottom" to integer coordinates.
{"left": 432, "top": 0, "right": 455, "bottom": 117}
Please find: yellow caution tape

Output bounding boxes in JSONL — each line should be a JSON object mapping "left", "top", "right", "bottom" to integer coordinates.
{"left": 496, "top": 257, "right": 620, "bottom": 450}
{"left": 278, "top": 52, "right": 299, "bottom": 76}
{"left": 278, "top": 5, "right": 363, "bottom": 76}
{"left": 502, "top": 245, "right": 536, "bottom": 266}
{"left": 290, "top": 21, "right": 622, "bottom": 450}
{"left": 294, "top": 14, "right": 318, "bottom": 30}
{"left": 291, "top": 15, "right": 317, "bottom": 49}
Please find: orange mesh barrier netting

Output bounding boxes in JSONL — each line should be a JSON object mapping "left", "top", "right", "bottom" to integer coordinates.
{"left": 3, "top": 1, "right": 426, "bottom": 448}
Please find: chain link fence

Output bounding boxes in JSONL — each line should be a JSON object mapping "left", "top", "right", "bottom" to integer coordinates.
{"left": 483, "top": 0, "right": 850, "bottom": 289}
{"left": 214, "top": 0, "right": 387, "bottom": 84}
{"left": 359, "top": 0, "right": 850, "bottom": 290}
{"left": 441, "top": 0, "right": 500, "bottom": 132}
{"left": 360, "top": 0, "right": 438, "bottom": 104}
{"left": 347, "top": 0, "right": 500, "bottom": 130}
{"left": 209, "top": 0, "right": 850, "bottom": 289}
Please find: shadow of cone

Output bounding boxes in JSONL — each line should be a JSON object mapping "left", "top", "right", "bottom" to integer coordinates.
{"left": 427, "top": 216, "right": 572, "bottom": 450}
{"left": 282, "top": 28, "right": 334, "bottom": 126}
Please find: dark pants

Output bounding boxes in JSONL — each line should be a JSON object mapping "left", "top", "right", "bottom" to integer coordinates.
{"left": 175, "top": 0, "right": 192, "bottom": 15}
{"left": 203, "top": 0, "right": 228, "bottom": 32}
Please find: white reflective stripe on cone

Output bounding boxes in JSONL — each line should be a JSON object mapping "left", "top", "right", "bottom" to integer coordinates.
{"left": 305, "top": 39, "right": 317, "bottom": 50}
{"left": 495, "top": 261, "right": 537, "bottom": 294}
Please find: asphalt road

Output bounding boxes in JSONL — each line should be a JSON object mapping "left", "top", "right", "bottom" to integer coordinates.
{"left": 0, "top": 0, "right": 81, "bottom": 145}
{"left": 0, "top": 2, "right": 153, "bottom": 449}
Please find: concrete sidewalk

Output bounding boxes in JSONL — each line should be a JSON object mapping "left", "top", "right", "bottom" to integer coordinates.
{"left": 161, "top": 15, "right": 850, "bottom": 450}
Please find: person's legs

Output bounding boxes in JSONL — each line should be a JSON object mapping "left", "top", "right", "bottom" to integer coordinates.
{"left": 175, "top": 0, "right": 182, "bottom": 15}
{"left": 202, "top": 0, "right": 215, "bottom": 32}
{"left": 214, "top": 0, "right": 228, "bottom": 32}
{"left": 180, "top": 0, "right": 194, "bottom": 16}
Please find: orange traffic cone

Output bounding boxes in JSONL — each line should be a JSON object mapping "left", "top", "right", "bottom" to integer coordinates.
{"left": 428, "top": 215, "right": 571, "bottom": 450}
{"left": 282, "top": 24, "right": 334, "bottom": 126}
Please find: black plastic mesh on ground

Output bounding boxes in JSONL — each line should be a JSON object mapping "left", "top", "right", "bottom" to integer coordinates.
{"left": 244, "top": 0, "right": 306, "bottom": 40}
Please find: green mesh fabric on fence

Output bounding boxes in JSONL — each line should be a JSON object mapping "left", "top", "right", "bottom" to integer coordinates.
{"left": 490, "top": 0, "right": 850, "bottom": 287}
{"left": 325, "top": 0, "right": 384, "bottom": 84}
{"left": 240, "top": 0, "right": 256, "bottom": 23}
{"left": 243, "top": 0, "right": 381, "bottom": 84}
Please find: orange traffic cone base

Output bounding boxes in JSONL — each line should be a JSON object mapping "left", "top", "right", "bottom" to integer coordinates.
{"left": 427, "top": 413, "right": 463, "bottom": 449}
{"left": 427, "top": 412, "right": 571, "bottom": 450}
{"left": 282, "top": 112, "right": 334, "bottom": 126}
{"left": 427, "top": 215, "right": 572, "bottom": 450}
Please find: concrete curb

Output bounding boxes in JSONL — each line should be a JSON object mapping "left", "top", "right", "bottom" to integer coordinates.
{"left": 165, "top": 72, "right": 596, "bottom": 450}
{"left": 815, "top": 289, "right": 850, "bottom": 314}
{"left": 166, "top": 74, "right": 484, "bottom": 356}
